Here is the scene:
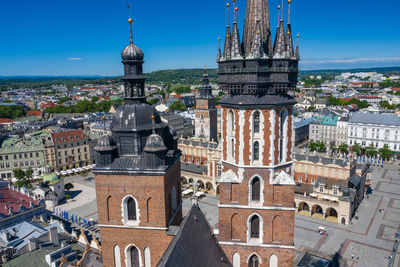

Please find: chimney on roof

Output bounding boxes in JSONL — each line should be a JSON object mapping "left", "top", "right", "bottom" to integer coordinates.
{"left": 49, "top": 227, "right": 59, "bottom": 245}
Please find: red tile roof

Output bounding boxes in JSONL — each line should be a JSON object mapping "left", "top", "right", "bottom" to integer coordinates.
{"left": 51, "top": 129, "right": 88, "bottom": 144}
{"left": 0, "top": 186, "right": 40, "bottom": 216}
{"left": 0, "top": 118, "right": 15, "bottom": 124}
{"left": 27, "top": 110, "right": 42, "bottom": 117}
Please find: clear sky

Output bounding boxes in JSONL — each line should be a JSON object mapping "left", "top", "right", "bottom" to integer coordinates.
{"left": 0, "top": 0, "right": 399, "bottom": 76}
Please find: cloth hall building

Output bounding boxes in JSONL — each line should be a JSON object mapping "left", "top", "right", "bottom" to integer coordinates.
{"left": 93, "top": 0, "right": 300, "bottom": 266}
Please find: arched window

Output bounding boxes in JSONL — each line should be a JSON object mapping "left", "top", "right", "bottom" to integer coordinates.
{"left": 106, "top": 196, "right": 112, "bottom": 221}
{"left": 127, "top": 198, "right": 136, "bottom": 221}
{"left": 279, "top": 109, "right": 288, "bottom": 163}
{"left": 228, "top": 110, "right": 234, "bottom": 134}
{"left": 231, "top": 213, "right": 240, "bottom": 240}
{"left": 127, "top": 245, "right": 140, "bottom": 267}
{"left": 272, "top": 216, "right": 281, "bottom": 243}
{"left": 114, "top": 245, "right": 121, "bottom": 267}
{"left": 253, "top": 141, "right": 259, "bottom": 161}
{"left": 251, "top": 177, "right": 261, "bottom": 202}
{"left": 269, "top": 254, "right": 278, "bottom": 267}
{"left": 146, "top": 197, "right": 152, "bottom": 223}
{"left": 233, "top": 252, "right": 240, "bottom": 267}
{"left": 249, "top": 254, "right": 260, "bottom": 267}
{"left": 250, "top": 215, "right": 260, "bottom": 239}
{"left": 144, "top": 247, "right": 151, "bottom": 267}
{"left": 123, "top": 196, "right": 139, "bottom": 225}
{"left": 253, "top": 111, "right": 260, "bottom": 133}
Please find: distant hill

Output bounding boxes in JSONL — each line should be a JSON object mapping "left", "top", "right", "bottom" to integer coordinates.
{"left": 1, "top": 66, "right": 399, "bottom": 90}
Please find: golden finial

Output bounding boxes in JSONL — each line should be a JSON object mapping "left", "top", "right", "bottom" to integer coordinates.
{"left": 128, "top": 18, "right": 133, "bottom": 24}
{"left": 151, "top": 115, "right": 155, "bottom": 120}
{"left": 257, "top": 30, "right": 260, "bottom": 35}
{"left": 232, "top": 0, "right": 236, "bottom": 2}
{"left": 235, "top": 7, "right": 238, "bottom": 11}
{"left": 226, "top": 3, "right": 230, "bottom": 7}
{"left": 226, "top": 34, "right": 229, "bottom": 38}
{"left": 297, "top": 34, "right": 300, "bottom": 38}
{"left": 218, "top": 37, "right": 221, "bottom": 41}
{"left": 278, "top": 5, "right": 281, "bottom": 9}
{"left": 288, "top": 0, "right": 291, "bottom": 3}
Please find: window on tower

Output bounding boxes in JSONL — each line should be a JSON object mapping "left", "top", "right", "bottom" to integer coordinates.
{"left": 279, "top": 109, "right": 288, "bottom": 163}
{"left": 231, "top": 138, "right": 235, "bottom": 159}
{"left": 250, "top": 177, "right": 261, "bottom": 202}
{"left": 250, "top": 215, "right": 260, "bottom": 239}
{"left": 253, "top": 141, "right": 259, "bottom": 161}
{"left": 248, "top": 254, "right": 260, "bottom": 267}
{"left": 227, "top": 110, "right": 235, "bottom": 135}
{"left": 122, "top": 196, "right": 139, "bottom": 226}
{"left": 253, "top": 111, "right": 260, "bottom": 133}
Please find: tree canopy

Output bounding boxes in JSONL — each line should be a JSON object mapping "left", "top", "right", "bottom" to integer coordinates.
{"left": 169, "top": 100, "right": 186, "bottom": 111}
{"left": 0, "top": 105, "right": 26, "bottom": 119}
{"left": 13, "top": 167, "right": 34, "bottom": 189}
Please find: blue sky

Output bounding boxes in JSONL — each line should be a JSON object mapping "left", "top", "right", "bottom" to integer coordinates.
{"left": 0, "top": 0, "right": 399, "bottom": 76}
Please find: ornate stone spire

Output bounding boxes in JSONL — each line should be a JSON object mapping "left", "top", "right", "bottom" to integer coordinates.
{"left": 285, "top": 0, "right": 294, "bottom": 57}
{"left": 248, "top": 20, "right": 266, "bottom": 59}
{"left": 223, "top": 3, "right": 232, "bottom": 59}
{"left": 242, "top": 0, "right": 273, "bottom": 57}
{"left": 230, "top": 4, "right": 243, "bottom": 59}
{"left": 295, "top": 34, "right": 300, "bottom": 59}
{"left": 273, "top": 18, "right": 287, "bottom": 58}
{"left": 217, "top": 37, "right": 222, "bottom": 60}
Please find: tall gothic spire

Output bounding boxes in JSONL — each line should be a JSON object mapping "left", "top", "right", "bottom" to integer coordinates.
{"left": 231, "top": 4, "right": 243, "bottom": 59}
{"left": 273, "top": 13, "right": 287, "bottom": 58}
{"left": 242, "top": 0, "right": 273, "bottom": 57}
{"left": 223, "top": 3, "right": 232, "bottom": 59}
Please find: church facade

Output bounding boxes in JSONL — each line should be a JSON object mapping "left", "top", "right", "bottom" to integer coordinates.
{"left": 93, "top": 0, "right": 299, "bottom": 266}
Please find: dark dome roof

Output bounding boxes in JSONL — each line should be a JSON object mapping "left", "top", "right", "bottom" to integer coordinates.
{"left": 95, "top": 135, "right": 116, "bottom": 151}
{"left": 111, "top": 103, "right": 162, "bottom": 132}
{"left": 144, "top": 134, "right": 167, "bottom": 152}
{"left": 121, "top": 43, "right": 144, "bottom": 61}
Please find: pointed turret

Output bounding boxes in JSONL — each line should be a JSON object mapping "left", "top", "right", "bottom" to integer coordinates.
{"left": 230, "top": 5, "right": 243, "bottom": 59}
{"left": 286, "top": 24, "right": 294, "bottom": 57}
{"left": 285, "top": 0, "right": 294, "bottom": 57}
{"left": 273, "top": 18, "right": 287, "bottom": 58}
{"left": 223, "top": 3, "right": 232, "bottom": 60}
{"left": 217, "top": 37, "right": 222, "bottom": 60}
{"left": 248, "top": 20, "right": 266, "bottom": 59}
{"left": 242, "top": 0, "right": 273, "bottom": 57}
{"left": 295, "top": 34, "right": 300, "bottom": 59}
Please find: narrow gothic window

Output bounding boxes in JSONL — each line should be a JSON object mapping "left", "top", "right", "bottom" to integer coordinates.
{"left": 127, "top": 197, "right": 137, "bottom": 221}
{"left": 249, "top": 255, "right": 259, "bottom": 267}
{"left": 106, "top": 196, "right": 112, "bottom": 221}
{"left": 251, "top": 177, "right": 261, "bottom": 201}
{"left": 129, "top": 246, "right": 140, "bottom": 267}
{"left": 231, "top": 138, "right": 235, "bottom": 158}
{"left": 250, "top": 215, "right": 260, "bottom": 238}
{"left": 253, "top": 111, "right": 260, "bottom": 133}
{"left": 253, "top": 141, "right": 259, "bottom": 161}
{"left": 113, "top": 245, "right": 121, "bottom": 267}
{"left": 279, "top": 109, "right": 288, "bottom": 163}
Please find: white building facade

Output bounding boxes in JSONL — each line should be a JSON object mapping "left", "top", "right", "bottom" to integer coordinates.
{"left": 347, "top": 113, "right": 400, "bottom": 152}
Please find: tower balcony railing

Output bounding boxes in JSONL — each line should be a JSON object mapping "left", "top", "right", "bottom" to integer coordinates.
{"left": 218, "top": 66, "right": 298, "bottom": 75}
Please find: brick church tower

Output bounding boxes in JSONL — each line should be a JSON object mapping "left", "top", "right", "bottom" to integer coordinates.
{"left": 194, "top": 71, "right": 218, "bottom": 142}
{"left": 216, "top": 0, "right": 299, "bottom": 266}
{"left": 93, "top": 18, "right": 182, "bottom": 267}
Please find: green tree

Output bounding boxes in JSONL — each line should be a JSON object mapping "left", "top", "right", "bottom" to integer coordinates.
{"left": 339, "top": 143, "right": 349, "bottom": 154}
{"left": 352, "top": 142, "right": 362, "bottom": 155}
{"left": 308, "top": 140, "right": 317, "bottom": 151}
{"left": 58, "top": 97, "right": 72, "bottom": 104}
{"left": 65, "top": 183, "right": 74, "bottom": 192}
{"left": 307, "top": 106, "right": 316, "bottom": 112}
{"left": 316, "top": 142, "right": 326, "bottom": 153}
{"left": 379, "top": 144, "right": 392, "bottom": 160}
{"left": 169, "top": 100, "right": 186, "bottom": 111}
{"left": 365, "top": 144, "right": 377, "bottom": 157}
{"left": 147, "top": 98, "right": 160, "bottom": 106}
{"left": 13, "top": 167, "right": 33, "bottom": 189}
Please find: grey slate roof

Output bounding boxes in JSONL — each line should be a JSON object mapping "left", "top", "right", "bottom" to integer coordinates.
{"left": 349, "top": 175, "right": 363, "bottom": 188}
{"left": 219, "top": 93, "right": 296, "bottom": 107}
{"left": 181, "top": 162, "right": 207, "bottom": 175}
{"left": 294, "top": 153, "right": 351, "bottom": 168}
{"left": 348, "top": 113, "right": 400, "bottom": 126}
{"left": 178, "top": 139, "right": 219, "bottom": 149}
{"left": 157, "top": 204, "right": 231, "bottom": 267}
